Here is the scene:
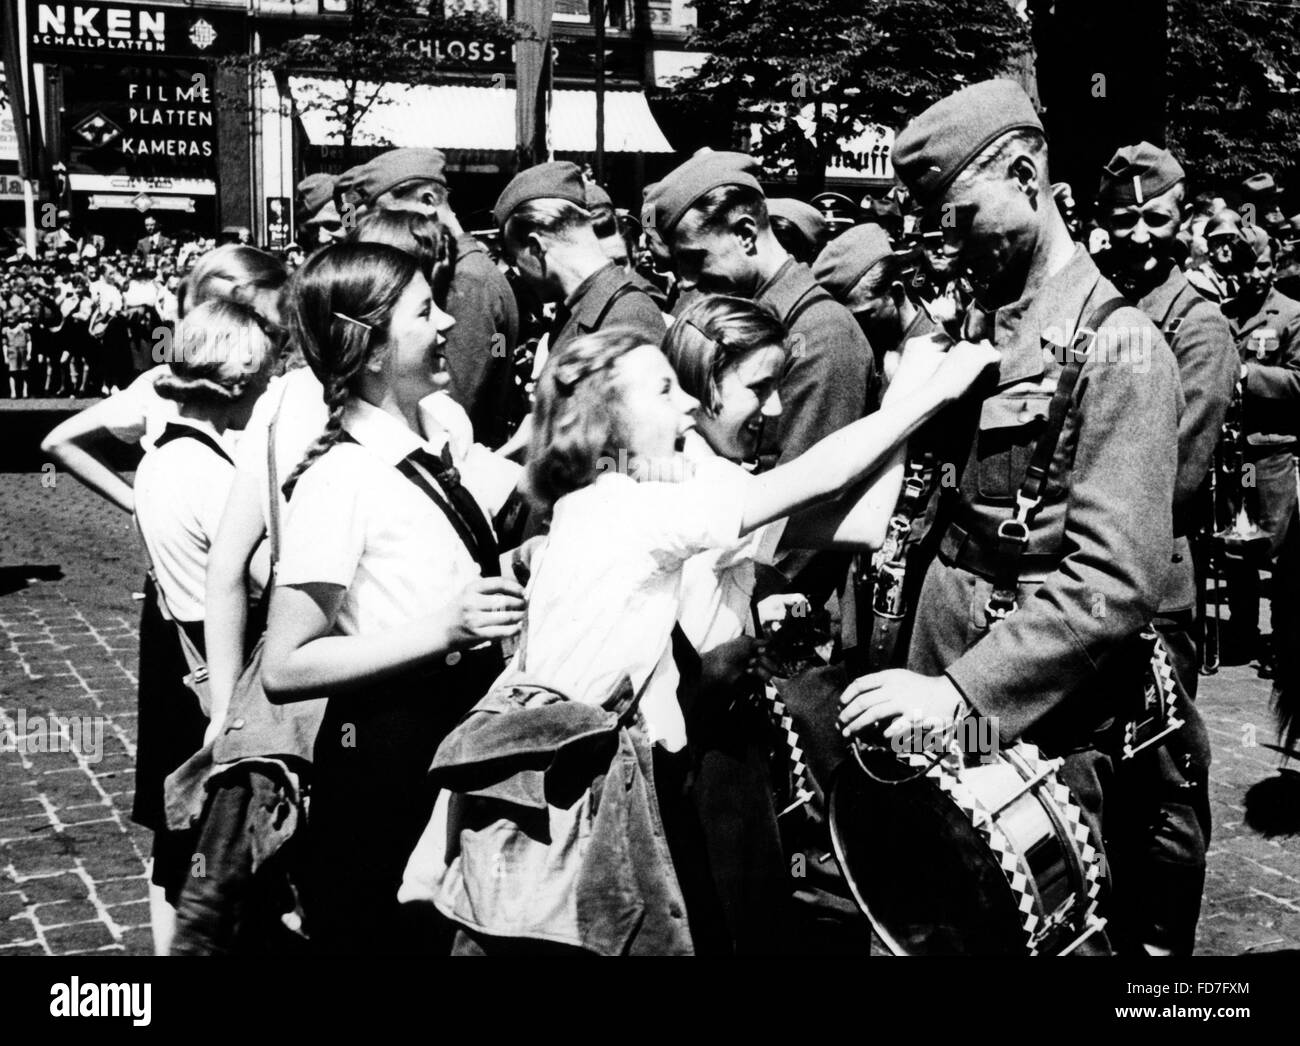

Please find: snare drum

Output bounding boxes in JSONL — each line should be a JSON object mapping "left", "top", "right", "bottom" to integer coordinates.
{"left": 828, "top": 741, "right": 1107, "bottom": 956}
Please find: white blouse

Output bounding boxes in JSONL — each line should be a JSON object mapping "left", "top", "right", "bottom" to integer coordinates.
{"left": 275, "top": 397, "right": 520, "bottom": 641}
{"left": 510, "top": 450, "right": 754, "bottom": 752}
{"left": 677, "top": 437, "right": 786, "bottom": 655}
{"left": 133, "top": 418, "right": 238, "bottom": 622}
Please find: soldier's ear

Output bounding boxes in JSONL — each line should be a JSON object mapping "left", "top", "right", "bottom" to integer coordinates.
{"left": 732, "top": 213, "right": 759, "bottom": 252}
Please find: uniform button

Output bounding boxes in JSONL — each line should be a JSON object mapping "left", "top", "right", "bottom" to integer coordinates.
{"left": 445, "top": 651, "right": 462, "bottom": 667}
{"left": 669, "top": 903, "right": 683, "bottom": 919}
{"left": 1172, "top": 553, "right": 1184, "bottom": 564}
{"left": 231, "top": 718, "right": 245, "bottom": 730}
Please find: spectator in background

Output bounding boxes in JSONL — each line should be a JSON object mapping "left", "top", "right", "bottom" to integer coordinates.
{"left": 136, "top": 216, "right": 174, "bottom": 265}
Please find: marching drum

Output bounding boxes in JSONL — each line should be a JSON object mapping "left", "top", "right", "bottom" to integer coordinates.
{"left": 828, "top": 740, "right": 1108, "bottom": 956}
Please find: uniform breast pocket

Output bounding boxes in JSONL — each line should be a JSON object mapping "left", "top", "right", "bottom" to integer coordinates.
{"left": 974, "top": 392, "right": 1052, "bottom": 502}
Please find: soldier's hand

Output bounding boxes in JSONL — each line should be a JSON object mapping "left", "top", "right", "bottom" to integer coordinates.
{"left": 838, "top": 669, "right": 967, "bottom": 746}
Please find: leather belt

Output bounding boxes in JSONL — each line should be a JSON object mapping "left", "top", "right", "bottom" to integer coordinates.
{"left": 938, "top": 521, "right": 1059, "bottom": 584}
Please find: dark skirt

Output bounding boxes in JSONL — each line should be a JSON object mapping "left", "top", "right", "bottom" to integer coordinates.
{"left": 299, "top": 645, "right": 502, "bottom": 956}
{"left": 132, "top": 575, "right": 208, "bottom": 833}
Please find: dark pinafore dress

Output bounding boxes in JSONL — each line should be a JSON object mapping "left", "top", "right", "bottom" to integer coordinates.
{"left": 294, "top": 437, "right": 506, "bottom": 956}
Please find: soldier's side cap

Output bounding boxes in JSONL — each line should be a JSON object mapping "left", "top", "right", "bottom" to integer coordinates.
{"left": 1243, "top": 224, "right": 1272, "bottom": 259}
{"left": 1242, "top": 172, "right": 1277, "bottom": 199}
{"left": 893, "top": 79, "right": 1043, "bottom": 208}
{"left": 335, "top": 163, "right": 367, "bottom": 213}
{"left": 767, "top": 199, "right": 828, "bottom": 245}
{"left": 585, "top": 181, "right": 614, "bottom": 211}
{"left": 354, "top": 148, "right": 448, "bottom": 204}
{"left": 653, "top": 152, "right": 763, "bottom": 236}
{"left": 296, "top": 173, "right": 337, "bottom": 222}
{"left": 812, "top": 223, "right": 895, "bottom": 300}
{"left": 493, "top": 161, "right": 588, "bottom": 227}
{"left": 1097, "top": 142, "right": 1185, "bottom": 206}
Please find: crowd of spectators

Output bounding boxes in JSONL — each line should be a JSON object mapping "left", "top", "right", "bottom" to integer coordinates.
{"left": 0, "top": 212, "right": 302, "bottom": 400}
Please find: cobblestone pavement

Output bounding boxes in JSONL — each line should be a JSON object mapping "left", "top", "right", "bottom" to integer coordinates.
{"left": 1, "top": 471, "right": 1298, "bottom": 956}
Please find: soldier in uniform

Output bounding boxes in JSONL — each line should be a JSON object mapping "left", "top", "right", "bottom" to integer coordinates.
{"left": 347, "top": 148, "right": 521, "bottom": 449}
{"left": 814, "top": 222, "right": 937, "bottom": 383}
{"left": 1220, "top": 227, "right": 1300, "bottom": 679}
{"left": 838, "top": 80, "right": 1185, "bottom": 955}
{"left": 494, "top": 161, "right": 666, "bottom": 360}
{"left": 1096, "top": 142, "right": 1237, "bottom": 954}
{"left": 295, "top": 173, "right": 343, "bottom": 251}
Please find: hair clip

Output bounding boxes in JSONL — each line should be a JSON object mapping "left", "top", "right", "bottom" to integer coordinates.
{"left": 333, "top": 311, "right": 373, "bottom": 337}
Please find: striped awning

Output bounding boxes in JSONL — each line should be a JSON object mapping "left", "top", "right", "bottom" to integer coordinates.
{"left": 290, "top": 79, "right": 674, "bottom": 154}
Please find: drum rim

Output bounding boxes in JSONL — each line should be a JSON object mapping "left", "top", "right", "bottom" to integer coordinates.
{"left": 828, "top": 741, "right": 1106, "bottom": 956}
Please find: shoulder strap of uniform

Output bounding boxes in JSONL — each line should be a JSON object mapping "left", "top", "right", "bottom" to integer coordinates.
{"left": 784, "top": 282, "right": 835, "bottom": 329}
{"left": 592, "top": 278, "right": 644, "bottom": 329}
{"left": 985, "top": 294, "right": 1128, "bottom": 623}
{"left": 1164, "top": 284, "right": 1207, "bottom": 339}
{"left": 153, "top": 422, "right": 234, "bottom": 466}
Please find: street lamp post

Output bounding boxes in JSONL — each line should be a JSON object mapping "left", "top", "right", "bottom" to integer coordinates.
{"left": 592, "top": 0, "right": 605, "bottom": 184}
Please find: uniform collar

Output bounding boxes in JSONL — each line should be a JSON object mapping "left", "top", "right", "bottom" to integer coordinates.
{"left": 455, "top": 232, "right": 488, "bottom": 259}
{"left": 343, "top": 391, "right": 470, "bottom": 467}
{"left": 972, "top": 245, "right": 1104, "bottom": 388}
{"left": 901, "top": 304, "right": 937, "bottom": 343}
{"left": 565, "top": 262, "right": 631, "bottom": 326}
{"left": 1135, "top": 262, "right": 1191, "bottom": 329}
{"left": 754, "top": 256, "right": 815, "bottom": 324}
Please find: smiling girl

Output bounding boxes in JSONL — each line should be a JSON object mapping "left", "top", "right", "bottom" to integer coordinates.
{"left": 259, "top": 243, "right": 525, "bottom": 954}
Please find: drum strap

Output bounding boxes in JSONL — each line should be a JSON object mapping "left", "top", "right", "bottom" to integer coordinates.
{"left": 984, "top": 296, "right": 1127, "bottom": 624}
{"left": 858, "top": 449, "right": 938, "bottom": 670}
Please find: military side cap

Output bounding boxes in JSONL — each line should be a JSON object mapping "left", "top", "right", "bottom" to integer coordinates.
{"left": 354, "top": 148, "right": 447, "bottom": 204}
{"left": 1242, "top": 173, "right": 1277, "bottom": 200}
{"left": 1243, "top": 224, "right": 1272, "bottom": 259}
{"left": 767, "top": 199, "right": 828, "bottom": 246}
{"left": 493, "top": 161, "right": 588, "bottom": 227}
{"left": 893, "top": 79, "right": 1043, "bottom": 208}
{"left": 585, "top": 181, "right": 613, "bottom": 212}
{"left": 812, "top": 223, "right": 895, "bottom": 300}
{"left": 335, "top": 163, "right": 367, "bottom": 214}
{"left": 296, "top": 173, "right": 337, "bottom": 222}
{"left": 1098, "top": 142, "right": 1185, "bottom": 206}
{"left": 653, "top": 152, "right": 763, "bottom": 236}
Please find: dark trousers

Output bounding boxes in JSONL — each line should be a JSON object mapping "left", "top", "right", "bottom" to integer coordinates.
{"left": 1226, "top": 447, "right": 1299, "bottom": 646}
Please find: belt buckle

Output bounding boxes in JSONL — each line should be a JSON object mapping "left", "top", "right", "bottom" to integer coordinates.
{"left": 984, "top": 591, "right": 1016, "bottom": 624}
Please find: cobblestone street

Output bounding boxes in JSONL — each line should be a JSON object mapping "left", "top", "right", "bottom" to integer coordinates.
{"left": 1, "top": 471, "right": 1298, "bottom": 956}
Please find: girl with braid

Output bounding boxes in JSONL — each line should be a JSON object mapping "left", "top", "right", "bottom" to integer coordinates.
{"left": 259, "top": 243, "right": 525, "bottom": 954}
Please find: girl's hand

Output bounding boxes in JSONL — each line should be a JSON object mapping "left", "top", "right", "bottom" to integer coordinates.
{"left": 447, "top": 577, "right": 526, "bottom": 646}
{"left": 699, "top": 635, "right": 781, "bottom": 697}
{"left": 755, "top": 592, "right": 811, "bottom": 630}
{"left": 931, "top": 339, "right": 1001, "bottom": 400}
{"left": 887, "top": 332, "right": 953, "bottom": 398}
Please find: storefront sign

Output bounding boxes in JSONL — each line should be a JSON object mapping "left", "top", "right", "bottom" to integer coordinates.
{"left": 266, "top": 195, "right": 290, "bottom": 248}
{"left": 27, "top": 2, "right": 246, "bottom": 61}
{"left": 64, "top": 64, "right": 218, "bottom": 181}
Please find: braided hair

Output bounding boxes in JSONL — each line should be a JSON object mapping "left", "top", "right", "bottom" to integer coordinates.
{"left": 281, "top": 242, "right": 422, "bottom": 496}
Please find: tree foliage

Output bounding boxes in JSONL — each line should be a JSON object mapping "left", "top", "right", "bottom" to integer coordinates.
{"left": 672, "top": 0, "right": 1031, "bottom": 180}
{"left": 1166, "top": 0, "right": 1300, "bottom": 188}
{"left": 225, "top": 0, "right": 519, "bottom": 160}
